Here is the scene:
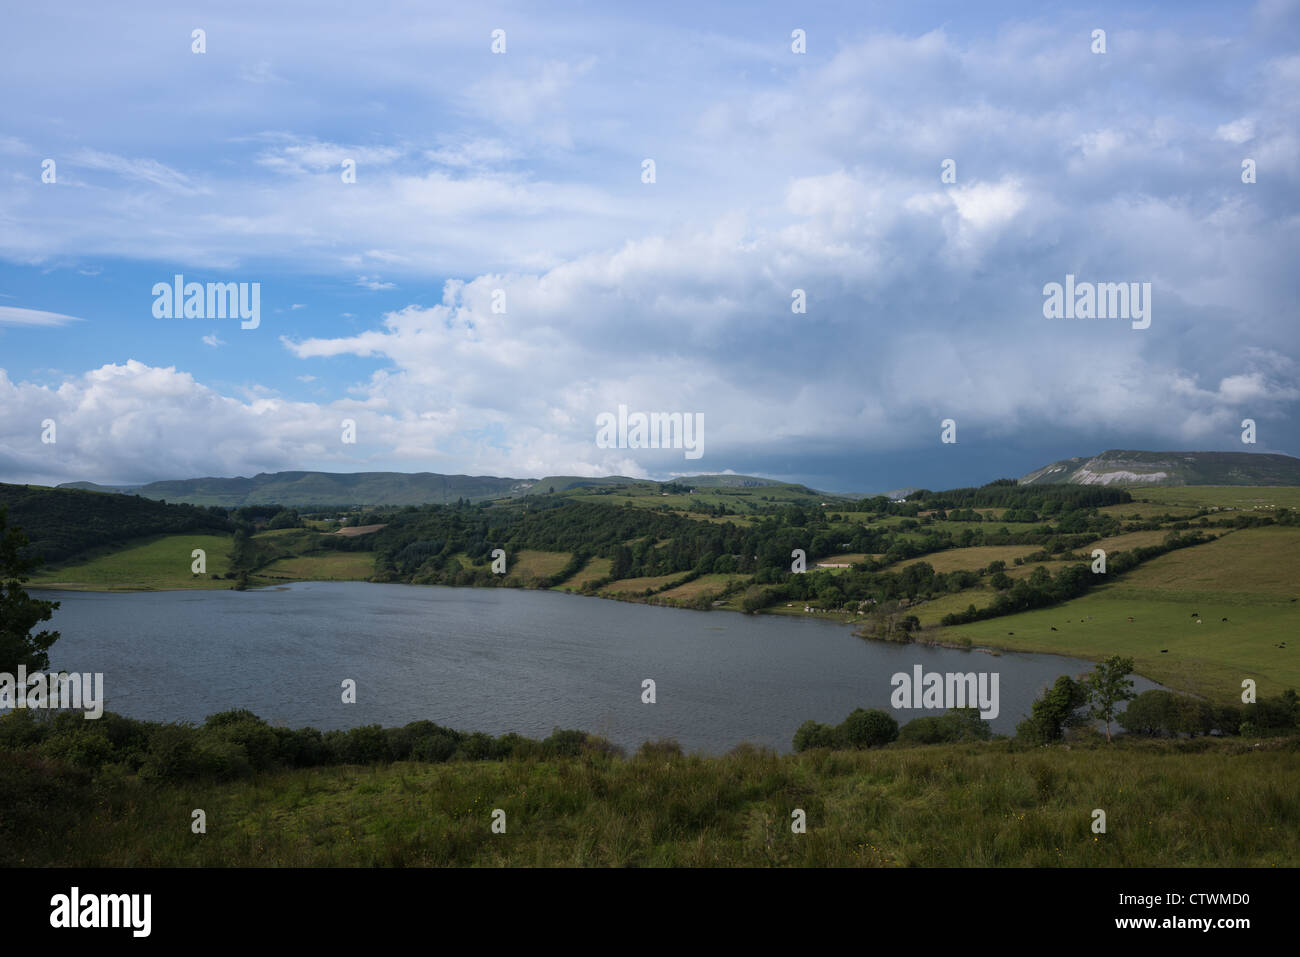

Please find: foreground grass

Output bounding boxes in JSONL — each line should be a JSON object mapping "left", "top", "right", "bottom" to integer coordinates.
{"left": 7, "top": 737, "right": 1297, "bottom": 867}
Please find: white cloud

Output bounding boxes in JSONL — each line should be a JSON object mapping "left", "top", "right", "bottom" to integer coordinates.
{"left": 0, "top": 307, "right": 84, "bottom": 326}
{"left": 1215, "top": 118, "right": 1256, "bottom": 143}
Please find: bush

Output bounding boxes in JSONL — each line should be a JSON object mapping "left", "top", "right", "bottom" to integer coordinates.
{"left": 40, "top": 727, "right": 114, "bottom": 769}
{"left": 273, "top": 726, "right": 327, "bottom": 767}
{"left": 792, "top": 720, "right": 839, "bottom": 752}
{"left": 839, "top": 708, "right": 899, "bottom": 749}
{"left": 636, "top": 738, "right": 684, "bottom": 760}
{"left": 323, "top": 725, "right": 392, "bottom": 765}
{"left": 202, "top": 711, "right": 279, "bottom": 770}
{"left": 542, "top": 728, "right": 587, "bottom": 758}
{"left": 139, "top": 724, "right": 202, "bottom": 781}
{"left": 900, "top": 708, "right": 992, "bottom": 744}
{"left": 0, "top": 709, "right": 50, "bottom": 750}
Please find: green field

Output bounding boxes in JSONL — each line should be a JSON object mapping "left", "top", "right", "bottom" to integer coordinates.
{"left": 942, "top": 527, "right": 1300, "bottom": 701}
{"left": 261, "top": 552, "right": 376, "bottom": 582}
{"left": 27, "top": 534, "right": 236, "bottom": 591}
{"left": 555, "top": 557, "right": 612, "bottom": 590}
{"left": 502, "top": 550, "right": 573, "bottom": 584}
{"left": 1135, "top": 486, "right": 1300, "bottom": 510}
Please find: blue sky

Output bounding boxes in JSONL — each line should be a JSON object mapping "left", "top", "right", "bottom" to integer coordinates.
{"left": 1, "top": 0, "right": 1296, "bottom": 494}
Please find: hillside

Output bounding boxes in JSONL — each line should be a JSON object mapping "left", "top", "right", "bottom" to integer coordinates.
{"left": 55, "top": 470, "right": 814, "bottom": 507}
{"left": 1020, "top": 450, "right": 1300, "bottom": 487}
{"left": 0, "top": 483, "right": 232, "bottom": 564}
{"left": 58, "top": 471, "right": 533, "bottom": 507}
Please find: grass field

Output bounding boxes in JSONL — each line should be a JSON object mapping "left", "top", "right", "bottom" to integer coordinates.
{"left": 10, "top": 737, "right": 1296, "bottom": 867}
{"left": 260, "top": 552, "right": 375, "bottom": 582}
{"left": 27, "top": 534, "right": 236, "bottom": 591}
{"left": 880, "top": 546, "right": 1038, "bottom": 575}
{"left": 601, "top": 573, "right": 684, "bottom": 595}
{"left": 941, "top": 527, "right": 1300, "bottom": 702}
{"left": 555, "top": 557, "right": 612, "bottom": 590}
{"left": 659, "top": 573, "right": 744, "bottom": 600}
{"left": 502, "top": 550, "right": 573, "bottom": 584}
{"left": 1135, "top": 486, "right": 1300, "bottom": 510}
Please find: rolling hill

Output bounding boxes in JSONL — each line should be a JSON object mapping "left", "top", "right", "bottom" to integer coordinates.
{"left": 57, "top": 471, "right": 804, "bottom": 507}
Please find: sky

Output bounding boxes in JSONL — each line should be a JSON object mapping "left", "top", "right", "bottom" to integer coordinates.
{"left": 0, "top": 0, "right": 1296, "bottom": 495}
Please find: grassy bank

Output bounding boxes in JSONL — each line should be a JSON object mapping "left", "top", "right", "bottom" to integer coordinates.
{"left": 5, "top": 736, "right": 1296, "bottom": 867}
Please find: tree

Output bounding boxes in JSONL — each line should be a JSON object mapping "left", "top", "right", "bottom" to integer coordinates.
{"left": 1085, "top": 655, "right": 1136, "bottom": 742}
{"left": 1016, "top": 675, "right": 1088, "bottom": 745}
{"left": 0, "top": 506, "right": 62, "bottom": 673}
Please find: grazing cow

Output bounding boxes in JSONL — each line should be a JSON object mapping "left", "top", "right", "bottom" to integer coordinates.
{"left": 1008, "top": 632, "right": 1014, "bottom": 636}
{"left": 1191, "top": 611, "right": 1199, "bottom": 617}
{"left": 1196, "top": 619, "right": 1202, "bottom": 624}
{"left": 1127, "top": 616, "right": 1134, "bottom": 622}
{"left": 1222, "top": 617, "right": 1228, "bottom": 622}
{"left": 1050, "top": 626, "right": 1058, "bottom": 631}
{"left": 1160, "top": 649, "right": 1168, "bottom": 653}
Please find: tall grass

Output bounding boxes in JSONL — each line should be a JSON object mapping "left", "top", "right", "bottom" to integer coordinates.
{"left": 5, "top": 735, "right": 1296, "bottom": 867}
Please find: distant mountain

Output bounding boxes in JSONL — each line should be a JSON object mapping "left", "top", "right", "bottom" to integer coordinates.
{"left": 58, "top": 471, "right": 534, "bottom": 507}
{"left": 55, "top": 471, "right": 804, "bottom": 507}
{"left": 1019, "top": 450, "right": 1300, "bottom": 487}
{"left": 59, "top": 481, "right": 145, "bottom": 494}
{"left": 882, "top": 486, "right": 921, "bottom": 501}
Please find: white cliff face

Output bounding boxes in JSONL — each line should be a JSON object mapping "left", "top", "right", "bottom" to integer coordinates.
{"left": 1072, "top": 468, "right": 1169, "bottom": 486}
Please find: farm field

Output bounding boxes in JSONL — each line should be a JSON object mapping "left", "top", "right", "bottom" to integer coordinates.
{"left": 260, "top": 552, "right": 375, "bottom": 582}
{"left": 941, "top": 527, "right": 1300, "bottom": 702}
{"left": 27, "top": 533, "right": 235, "bottom": 591}
{"left": 1136, "top": 486, "right": 1300, "bottom": 510}
{"left": 555, "top": 557, "right": 612, "bottom": 590}
{"left": 659, "top": 573, "right": 743, "bottom": 600}
{"left": 501, "top": 550, "right": 572, "bottom": 584}
{"left": 600, "top": 573, "right": 684, "bottom": 596}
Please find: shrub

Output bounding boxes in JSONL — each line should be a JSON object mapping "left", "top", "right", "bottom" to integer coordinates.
{"left": 636, "top": 738, "right": 684, "bottom": 760}
{"left": 792, "top": 720, "right": 839, "bottom": 752}
{"left": 139, "top": 724, "right": 202, "bottom": 780}
{"left": 900, "top": 708, "right": 992, "bottom": 745}
{"left": 839, "top": 708, "right": 899, "bottom": 749}
{"left": 202, "top": 711, "right": 279, "bottom": 770}
{"left": 542, "top": 728, "right": 587, "bottom": 758}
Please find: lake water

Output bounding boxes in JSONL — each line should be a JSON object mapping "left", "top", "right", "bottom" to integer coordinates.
{"left": 37, "top": 582, "right": 1161, "bottom": 754}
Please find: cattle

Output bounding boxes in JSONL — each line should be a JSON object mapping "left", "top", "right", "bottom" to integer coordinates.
{"left": 1050, "top": 626, "right": 1058, "bottom": 631}
{"left": 1221, "top": 617, "right": 1228, "bottom": 622}
{"left": 1160, "top": 649, "right": 1168, "bottom": 653}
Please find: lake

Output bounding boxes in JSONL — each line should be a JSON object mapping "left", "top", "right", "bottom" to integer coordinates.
{"left": 37, "top": 582, "right": 1161, "bottom": 754}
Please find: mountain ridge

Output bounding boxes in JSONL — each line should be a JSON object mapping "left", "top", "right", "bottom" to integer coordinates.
{"left": 1019, "top": 449, "right": 1300, "bottom": 487}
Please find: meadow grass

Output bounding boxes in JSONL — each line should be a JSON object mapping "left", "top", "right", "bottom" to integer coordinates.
{"left": 27, "top": 533, "right": 236, "bottom": 591}
{"left": 1135, "top": 486, "right": 1300, "bottom": 510}
{"left": 10, "top": 737, "right": 1296, "bottom": 867}
{"left": 555, "top": 556, "right": 612, "bottom": 590}
{"left": 260, "top": 551, "right": 376, "bottom": 582}
{"left": 502, "top": 549, "right": 573, "bottom": 584}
